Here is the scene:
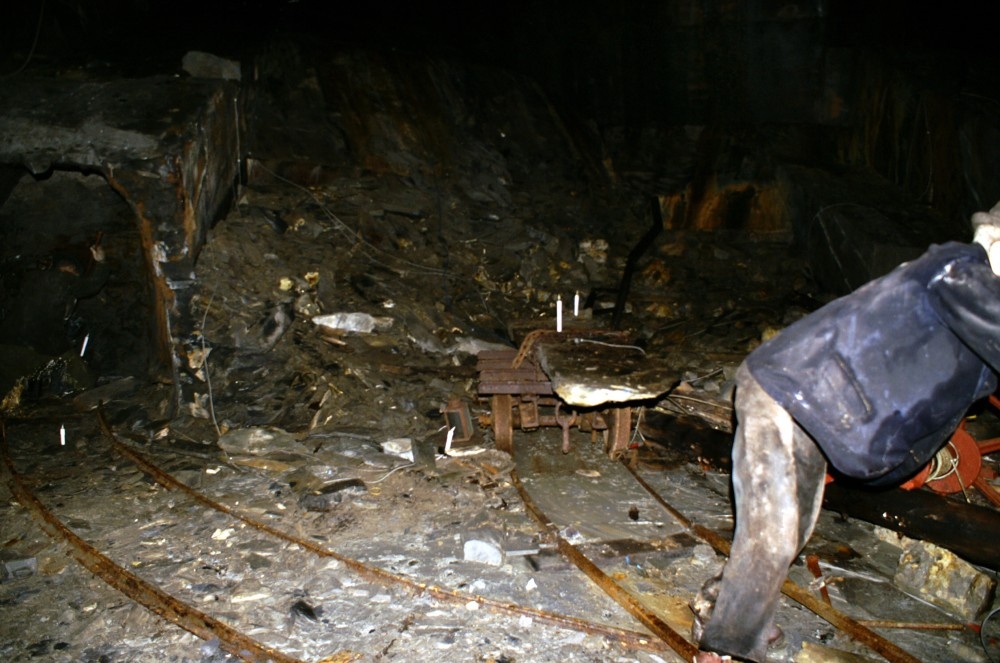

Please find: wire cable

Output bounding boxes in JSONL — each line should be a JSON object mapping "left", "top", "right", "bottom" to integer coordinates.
{"left": 2, "top": 0, "right": 46, "bottom": 78}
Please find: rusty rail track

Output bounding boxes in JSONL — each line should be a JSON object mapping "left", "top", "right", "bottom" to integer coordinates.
{"left": 92, "top": 411, "right": 663, "bottom": 653}
{"left": 620, "top": 458, "right": 924, "bottom": 663}
{"left": 2, "top": 413, "right": 665, "bottom": 661}
{"left": 1, "top": 419, "right": 307, "bottom": 663}
{"left": 4, "top": 410, "right": 936, "bottom": 663}
{"left": 509, "top": 468, "right": 700, "bottom": 660}
{"left": 493, "top": 413, "right": 927, "bottom": 663}
{"left": 508, "top": 445, "right": 925, "bottom": 662}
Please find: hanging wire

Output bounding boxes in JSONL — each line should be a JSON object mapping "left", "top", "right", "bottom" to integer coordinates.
{"left": 923, "top": 440, "right": 975, "bottom": 502}
{"left": 1, "top": 0, "right": 45, "bottom": 78}
{"left": 629, "top": 406, "right": 646, "bottom": 448}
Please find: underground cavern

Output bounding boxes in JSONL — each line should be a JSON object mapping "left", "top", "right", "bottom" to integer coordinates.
{"left": 2, "top": 2, "right": 1000, "bottom": 662}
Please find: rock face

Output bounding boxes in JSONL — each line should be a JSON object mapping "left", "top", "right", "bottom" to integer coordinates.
{"left": 2, "top": 10, "right": 1000, "bottom": 661}
{"left": 0, "top": 75, "right": 241, "bottom": 402}
{"left": 894, "top": 541, "right": 997, "bottom": 622}
{"left": 4, "top": 27, "right": 999, "bottom": 399}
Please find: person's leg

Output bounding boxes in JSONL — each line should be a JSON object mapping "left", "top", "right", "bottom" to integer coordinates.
{"left": 792, "top": 422, "right": 827, "bottom": 550}
{"left": 694, "top": 364, "right": 827, "bottom": 662}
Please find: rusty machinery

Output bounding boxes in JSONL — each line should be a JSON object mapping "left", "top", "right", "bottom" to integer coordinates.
{"left": 476, "top": 330, "right": 634, "bottom": 458}
{"left": 900, "top": 394, "right": 1000, "bottom": 507}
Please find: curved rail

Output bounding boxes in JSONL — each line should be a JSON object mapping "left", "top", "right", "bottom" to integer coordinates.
{"left": 3, "top": 411, "right": 932, "bottom": 663}
{"left": 92, "top": 410, "right": 664, "bottom": 652}
{"left": 2, "top": 413, "right": 665, "bottom": 659}
{"left": 510, "top": 467, "right": 700, "bottom": 660}
{"left": 1, "top": 419, "right": 307, "bottom": 663}
{"left": 621, "top": 458, "right": 923, "bottom": 663}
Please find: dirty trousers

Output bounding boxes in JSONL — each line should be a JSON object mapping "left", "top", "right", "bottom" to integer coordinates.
{"left": 697, "top": 363, "right": 828, "bottom": 662}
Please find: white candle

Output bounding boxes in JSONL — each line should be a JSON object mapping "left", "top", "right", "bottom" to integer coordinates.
{"left": 556, "top": 296, "right": 563, "bottom": 332}
{"left": 445, "top": 426, "right": 455, "bottom": 454}
{"left": 574, "top": 291, "right": 580, "bottom": 317}
{"left": 80, "top": 333, "right": 90, "bottom": 357}
{"left": 60, "top": 425, "right": 66, "bottom": 446}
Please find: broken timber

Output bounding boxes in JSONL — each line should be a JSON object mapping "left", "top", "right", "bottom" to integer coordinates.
{"left": 824, "top": 482, "right": 1000, "bottom": 571}
{"left": 640, "top": 410, "right": 1000, "bottom": 571}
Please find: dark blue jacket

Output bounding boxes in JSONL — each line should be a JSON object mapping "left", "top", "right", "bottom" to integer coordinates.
{"left": 746, "top": 242, "right": 1000, "bottom": 485}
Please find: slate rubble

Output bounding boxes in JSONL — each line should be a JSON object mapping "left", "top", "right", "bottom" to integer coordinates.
{"left": 2, "top": 44, "right": 998, "bottom": 663}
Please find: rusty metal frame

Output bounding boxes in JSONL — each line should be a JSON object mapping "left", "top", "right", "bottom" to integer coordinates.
{"left": 477, "top": 344, "right": 634, "bottom": 457}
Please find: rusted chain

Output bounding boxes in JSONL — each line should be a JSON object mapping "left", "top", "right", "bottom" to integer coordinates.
{"left": 1, "top": 419, "right": 306, "bottom": 663}
{"left": 92, "top": 410, "right": 665, "bottom": 653}
{"left": 622, "top": 459, "right": 924, "bottom": 663}
{"left": 508, "top": 468, "right": 699, "bottom": 661}
{"left": 511, "top": 329, "right": 558, "bottom": 369}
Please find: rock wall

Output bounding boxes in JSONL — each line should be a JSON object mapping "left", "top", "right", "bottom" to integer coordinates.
{"left": 0, "top": 76, "right": 241, "bottom": 397}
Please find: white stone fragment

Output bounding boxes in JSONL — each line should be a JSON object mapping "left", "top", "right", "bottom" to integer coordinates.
{"left": 382, "top": 438, "right": 414, "bottom": 461}
{"left": 312, "top": 312, "right": 394, "bottom": 333}
{"left": 463, "top": 538, "right": 503, "bottom": 566}
{"left": 894, "top": 540, "right": 997, "bottom": 621}
{"left": 210, "top": 528, "right": 234, "bottom": 541}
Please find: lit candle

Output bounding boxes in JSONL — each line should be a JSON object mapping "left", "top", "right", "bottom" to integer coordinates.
{"left": 573, "top": 291, "right": 580, "bottom": 317}
{"left": 556, "top": 296, "right": 563, "bottom": 332}
{"left": 60, "top": 425, "right": 66, "bottom": 446}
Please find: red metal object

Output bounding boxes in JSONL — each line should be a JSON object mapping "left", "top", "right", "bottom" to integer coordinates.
{"left": 805, "top": 554, "right": 832, "bottom": 606}
{"left": 554, "top": 402, "right": 578, "bottom": 453}
{"left": 924, "top": 426, "right": 983, "bottom": 494}
{"left": 899, "top": 395, "right": 1000, "bottom": 507}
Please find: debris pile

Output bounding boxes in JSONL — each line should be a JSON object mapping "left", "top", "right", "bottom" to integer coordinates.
{"left": 1, "top": 41, "right": 998, "bottom": 663}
